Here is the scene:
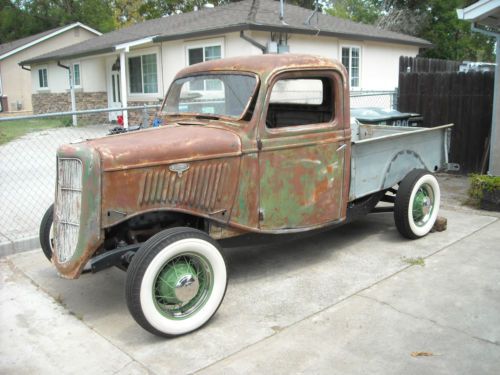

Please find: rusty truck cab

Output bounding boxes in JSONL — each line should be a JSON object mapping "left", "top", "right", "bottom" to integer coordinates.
{"left": 164, "top": 54, "right": 352, "bottom": 233}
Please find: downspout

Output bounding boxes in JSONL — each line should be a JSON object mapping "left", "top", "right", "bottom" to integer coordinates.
{"left": 471, "top": 23, "right": 500, "bottom": 175}
{"left": 240, "top": 30, "right": 266, "bottom": 53}
{"left": 58, "top": 61, "right": 77, "bottom": 126}
{"left": 20, "top": 65, "right": 31, "bottom": 71}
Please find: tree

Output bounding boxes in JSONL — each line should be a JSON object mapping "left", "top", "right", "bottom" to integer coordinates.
{"left": 138, "top": 0, "right": 229, "bottom": 20}
{"left": 112, "top": 0, "right": 145, "bottom": 26}
{"left": 324, "top": 0, "right": 496, "bottom": 62}
{"left": 326, "top": 0, "right": 380, "bottom": 25}
{"left": 417, "top": 0, "right": 495, "bottom": 61}
{"left": 0, "top": 0, "right": 115, "bottom": 44}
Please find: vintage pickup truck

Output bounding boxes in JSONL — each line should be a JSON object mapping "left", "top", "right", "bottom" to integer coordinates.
{"left": 40, "top": 54, "right": 453, "bottom": 337}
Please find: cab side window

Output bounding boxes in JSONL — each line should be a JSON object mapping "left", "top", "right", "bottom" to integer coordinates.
{"left": 266, "top": 77, "right": 334, "bottom": 128}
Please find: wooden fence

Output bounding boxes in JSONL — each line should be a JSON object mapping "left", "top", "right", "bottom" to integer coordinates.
{"left": 398, "top": 70, "right": 494, "bottom": 174}
{"left": 399, "top": 56, "right": 462, "bottom": 73}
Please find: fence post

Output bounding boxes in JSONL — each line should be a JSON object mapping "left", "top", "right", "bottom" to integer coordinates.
{"left": 142, "top": 107, "right": 149, "bottom": 128}
{"left": 391, "top": 88, "right": 398, "bottom": 110}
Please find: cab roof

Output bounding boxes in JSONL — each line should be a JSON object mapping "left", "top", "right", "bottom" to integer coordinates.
{"left": 176, "top": 54, "right": 346, "bottom": 78}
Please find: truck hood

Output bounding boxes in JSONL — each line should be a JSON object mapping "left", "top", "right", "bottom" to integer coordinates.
{"left": 86, "top": 124, "right": 242, "bottom": 171}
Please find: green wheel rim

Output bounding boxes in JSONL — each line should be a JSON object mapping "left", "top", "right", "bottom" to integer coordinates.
{"left": 153, "top": 252, "right": 213, "bottom": 320}
{"left": 412, "top": 183, "right": 435, "bottom": 227}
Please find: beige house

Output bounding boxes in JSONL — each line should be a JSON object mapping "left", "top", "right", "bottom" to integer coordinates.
{"left": 22, "top": 0, "right": 431, "bottom": 126}
{"left": 0, "top": 23, "right": 101, "bottom": 113}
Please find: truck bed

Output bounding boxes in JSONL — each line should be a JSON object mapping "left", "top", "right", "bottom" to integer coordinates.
{"left": 349, "top": 123, "right": 453, "bottom": 201}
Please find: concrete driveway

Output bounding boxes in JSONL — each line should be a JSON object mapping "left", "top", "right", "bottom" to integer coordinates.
{"left": 1, "top": 206, "right": 499, "bottom": 374}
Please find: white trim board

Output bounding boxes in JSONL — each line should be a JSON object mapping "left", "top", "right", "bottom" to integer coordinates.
{"left": 457, "top": 0, "right": 500, "bottom": 22}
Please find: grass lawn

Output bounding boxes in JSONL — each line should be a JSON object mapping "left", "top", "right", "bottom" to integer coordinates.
{"left": 0, "top": 117, "right": 69, "bottom": 145}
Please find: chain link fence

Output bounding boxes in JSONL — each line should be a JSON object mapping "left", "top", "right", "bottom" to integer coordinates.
{"left": 0, "top": 106, "right": 160, "bottom": 249}
{"left": 0, "top": 91, "right": 396, "bottom": 250}
{"left": 350, "top": 90, "right": 398, "bottom": 109}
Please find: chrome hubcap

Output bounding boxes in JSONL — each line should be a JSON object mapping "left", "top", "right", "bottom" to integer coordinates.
{"left": 422, "top": 196, "right": 432, "bottom": 216}
{"left": 174, "top": 274, "right": 200, "bottom": 303}
{"left": 153, "top": 253, "right": 212, "bottom": 320}
{"left": 413, "top": 184, "right": 434, "bottom": 226}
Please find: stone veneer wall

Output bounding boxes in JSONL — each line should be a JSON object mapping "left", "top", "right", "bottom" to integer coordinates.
{"left": 32, "top": 92, "right": 108, "bottom": 123}
{"left": 128, "top": 99, "right": 163, "bottom": 127}
{"left": 32, "top": 92, "right": 163, "bottom": 126}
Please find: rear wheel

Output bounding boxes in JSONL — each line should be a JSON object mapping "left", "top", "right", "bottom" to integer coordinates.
{"left": 39, "top": 204, "right": 54, "bottom": 261}
{"left": 394, "top": 169, "right": 440, "bottom": 239}
{"left": 125, "top": 227, "right": 227, "bottom": 337}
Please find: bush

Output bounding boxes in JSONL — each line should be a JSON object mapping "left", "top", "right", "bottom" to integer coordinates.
{"left": 469, "top": 174, "right": 500, "bottom": 204}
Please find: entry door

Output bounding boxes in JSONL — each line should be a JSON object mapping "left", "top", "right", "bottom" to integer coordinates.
{"left": 258, "top": 73, "right": 348, "bottom": 231}
{"left": 109, "top": 71, "right": 122, "bottom": 121}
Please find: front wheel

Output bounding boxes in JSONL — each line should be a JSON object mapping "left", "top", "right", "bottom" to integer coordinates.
{"left": 394, "top": 169, "right": 440, "bottom": 239}
{"left": 125, "top": 227, "right": 228, "bottom": 337}
{"left": 39, "top": 204, "right": 54, "bottom": 261}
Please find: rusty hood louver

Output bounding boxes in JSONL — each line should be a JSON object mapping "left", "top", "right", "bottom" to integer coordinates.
{"left": 138, "top": 161, "right": 229, "bottom": 211}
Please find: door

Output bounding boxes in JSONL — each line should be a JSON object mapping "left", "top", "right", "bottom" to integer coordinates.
{"left": 258, "top": 71, "right": 348, "bottom": 231}
{"left": 108, "top": 70, "right": 122, "bottom": 122}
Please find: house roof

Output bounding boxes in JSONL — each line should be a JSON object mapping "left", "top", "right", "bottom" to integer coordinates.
{"left": 0, "top": 22, "right": 102, "bottom": 61}
{"left": 21, "top": 0, "right": 431, "bottom": 65}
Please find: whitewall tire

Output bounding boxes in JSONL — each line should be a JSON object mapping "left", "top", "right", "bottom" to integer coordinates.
{"left": 125, "top": 227, "right": 227, "bottom": 337}
{"left": 394, "top": 169, "right": 441, "bottom": 239}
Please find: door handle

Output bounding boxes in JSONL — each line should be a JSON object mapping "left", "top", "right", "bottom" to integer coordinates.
{"left": 336, "top": 144, "right": 346, "bottom": 152}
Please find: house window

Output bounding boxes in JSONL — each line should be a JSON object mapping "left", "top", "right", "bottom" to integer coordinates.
{"left": 341, "top": 46, "right": 360, "bottom": 88}
{"left": 188, "top": 45, "right": 222, "bottom": 90}
{"left": 73, "top": 63, "right": 81, "bottom": 87}
{"left": 38, "top": 68, "right": 48, "bottom": 88}
{"left": 128, "top": 53, "right": 158, "bottom": 94}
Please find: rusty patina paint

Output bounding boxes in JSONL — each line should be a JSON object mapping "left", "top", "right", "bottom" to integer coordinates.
{"left": 101, "top": 157, "right": 241, "bottom": 228}
{"left": 88, "top": 125, "right": 242, "bottom": 172}
{"left": 52, "top": 54, "right": 351, "bottom": 278}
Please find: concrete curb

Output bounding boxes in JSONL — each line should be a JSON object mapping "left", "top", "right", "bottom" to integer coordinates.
{"left": 0, "top": 236, "right": 40, "bottom": 258}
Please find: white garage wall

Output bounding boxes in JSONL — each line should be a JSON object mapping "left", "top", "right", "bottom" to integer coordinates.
{"left": 360, "top": 41, "right": 419, "bottom": 91}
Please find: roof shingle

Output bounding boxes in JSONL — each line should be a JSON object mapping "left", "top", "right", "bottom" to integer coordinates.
{"left": 21, "top": 0, "right": 431, "bottom": 65}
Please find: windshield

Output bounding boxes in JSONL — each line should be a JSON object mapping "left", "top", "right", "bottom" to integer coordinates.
{"left": 163, "top": 74, "right": 257, "bottom": 118}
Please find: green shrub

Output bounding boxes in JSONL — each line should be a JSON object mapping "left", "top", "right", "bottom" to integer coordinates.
{"left": 469, "top": 174, "right": 500, "bottom": 203}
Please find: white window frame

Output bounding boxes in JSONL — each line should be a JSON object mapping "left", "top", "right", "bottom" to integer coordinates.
{"left": 185, "top": 39, "right": 224, "bottom": 92}
{"left": 340, "top": 44, "right": 362, "bottom": 90}
{"left": 37, "top": 66, "right": 49, "bottom": 90}
{"left": 185, "top": 38, "right": 225, "bottom": 66}
{"left": 72, "top": 62, "right": 81, "bottom": 88}
{"left": 126, "top": 47, "right": 160, "bottom": 96}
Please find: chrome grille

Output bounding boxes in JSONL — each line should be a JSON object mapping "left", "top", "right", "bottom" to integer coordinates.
{"left": 55, "top": 158, "right": 82, "bottom": 263}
